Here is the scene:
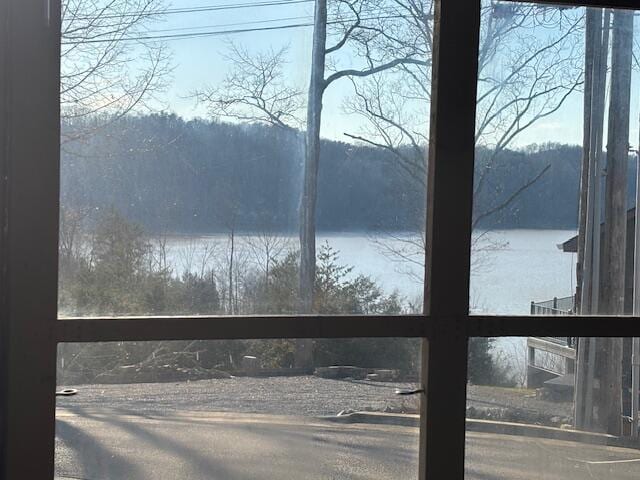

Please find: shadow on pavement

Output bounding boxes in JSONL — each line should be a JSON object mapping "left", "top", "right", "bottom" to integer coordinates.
{"left": 56, "top": 418, "right": 145, "bottom": 479}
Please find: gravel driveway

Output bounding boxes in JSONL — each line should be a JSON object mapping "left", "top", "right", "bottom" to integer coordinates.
{"left": 56, "top": 376, "right": 420, "bottom": 417}
{"left": 57, "top": 376, "right": 573, "bottom": 426}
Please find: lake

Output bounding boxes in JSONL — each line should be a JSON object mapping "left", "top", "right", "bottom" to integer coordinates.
{"left": 162, "top": 228, "right": 577, "bottom": 316}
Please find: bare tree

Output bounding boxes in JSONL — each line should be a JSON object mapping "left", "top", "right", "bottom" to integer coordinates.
{"left": 344, "top": 3, "right": 583, "bottom": 285}
{"left": 194, "top": 0, "right": 433, "bottom": 366}
{"left": 60, "top": 0, "right": 172, "bottom": 144}
{"left": 370, "top": 229, "right": 508, "bottom": 288}
{"left": 244, "top": 228, "right": 292, "bottom": 285}
{"left": 59, "top": 205, "right": 93, "bottom": 266}
{"left": 178, "top": 238, "right": 219, "bottom": 278}
{"left": 299, "top": 0, "right": 430, "bottom": 327}
{"left": 193, "top": 43, "right": 303, "bottom": 316}
{"left": 194, "top": 43, "right": 304, "bottom": 131}
{"left": 194, "top": 2, "right": 585, "bottom": 367}
{"left": 347, "top": 3, "right": 582, "bottom": 213}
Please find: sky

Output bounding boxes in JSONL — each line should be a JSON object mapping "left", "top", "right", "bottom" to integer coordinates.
{"left": 70, "top": 1, "right": 640, "bottom": 150}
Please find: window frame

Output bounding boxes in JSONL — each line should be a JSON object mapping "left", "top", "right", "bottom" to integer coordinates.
{"left": 3, "top": 0, "right": 640, "bottom": 478}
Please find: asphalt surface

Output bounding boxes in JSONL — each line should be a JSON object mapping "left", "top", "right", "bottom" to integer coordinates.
{"left": 467, "top": 431, "right": 640, "bottom": 480}
{"left": 55, "top": 407, "right": 640, "bottom": 480}
{"left": 55, "top": 409, "right": 419, "bottom": 480}
{"left": 54, "top": 378, "right": 640, "bottom": 479}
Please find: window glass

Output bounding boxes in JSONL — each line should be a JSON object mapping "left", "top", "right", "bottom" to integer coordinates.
{"left": 466, "top": 335, "right": 640, "bottom": 479}
{"left": 58, "top": 0, "right": 432, "bottom": 317}
{"left": 470, "top": 2, "right": 640, "bottom": 317}
{"left": 56, "top": 339, "right": 420, "bottom": 479}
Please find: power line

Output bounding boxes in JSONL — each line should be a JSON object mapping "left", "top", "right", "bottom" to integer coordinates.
{"left": 62, "top": 13, "right": 410, "bottom": 44}
{"left": 70, "top": 0, "right": 314, "bottom": 20}
{"left": 138, "top": 14, "right": 311, "bottom": 34}
{"left": 63, "top": 21, "right": 314, "bottom": 44}
{"left": 122, "top": 5, "right": 407, "bottom": 35}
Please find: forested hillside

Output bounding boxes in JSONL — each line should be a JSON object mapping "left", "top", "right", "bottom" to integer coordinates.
{"left": 61, "top": 114, "right": 594, "bottom": 233}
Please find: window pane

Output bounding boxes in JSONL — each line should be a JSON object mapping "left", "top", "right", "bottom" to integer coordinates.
{"left": 58, "top": 0, "right": 432, "bottom": 317}
{"left": 56, "top": 339, "right": 420, "bottom": 479}
{"left": 470, "top": 2, "right": 640, "bottom": 316}
{"left": 465, "top": 336, "right": 640, "bottom": 479}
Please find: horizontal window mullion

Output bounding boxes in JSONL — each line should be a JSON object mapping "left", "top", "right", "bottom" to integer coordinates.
{"left": 68, "top": 313, "right": 640, "bottom": 343}
{"left": 57, "top": 314, "right": 429, "bottom": 342}
{"left": 469, "top": 314, "right": 640, "bottom": 337}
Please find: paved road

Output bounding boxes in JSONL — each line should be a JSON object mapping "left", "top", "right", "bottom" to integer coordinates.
{"left": 55, "top": 408, "right": 640, "bottom": 480}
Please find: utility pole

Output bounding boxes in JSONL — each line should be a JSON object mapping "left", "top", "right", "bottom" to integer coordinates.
{"left": 576, "top": 8, "right": 609, "bottom": 431}
{"left": 582, "top": 9, "right": 610, "bottom": 316}
{"left": 599, "top": 8, "right": 633, "bottom": 436}
{"left": 575, "top": 8, "right": 596, "bottom": 429}
{"left": 576, "top": 8, "right": 596, "bottom": 314}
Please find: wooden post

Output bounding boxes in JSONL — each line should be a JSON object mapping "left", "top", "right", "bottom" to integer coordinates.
{"left": 576, "top": 6, "right": 596, "bottom": 313}
{"left": 585, "top": 337, "right": 597, "bottom": 429}
{"left": 581, "top": 9, "right": 609, "bottom": 316}
{"left": 601, "top": 10, "right": 632, "bottom": 315}
{"left": 526, "top": 344, "right": 536, "bottom": 389}
{"left": 576, "top": 8, "right": 607, "bottom": 430}
{"left": 599, "top": 9, "right": 633, "bottom": 435}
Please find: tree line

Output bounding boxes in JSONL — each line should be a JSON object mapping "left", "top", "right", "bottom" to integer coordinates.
{"left": 62, "top": 114, "right": 592, "bottom": 234}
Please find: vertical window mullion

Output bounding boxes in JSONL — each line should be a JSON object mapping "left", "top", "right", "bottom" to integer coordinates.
{"left": 421, "top": 0, "right": 480, "bottom": 479}
{"left": 1, "top": 0, "right": 61, "bottom": 478}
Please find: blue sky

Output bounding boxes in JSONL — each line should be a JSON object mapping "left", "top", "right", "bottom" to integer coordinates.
{"left": 124, "top": 1, "right": 640, "bottom": 150}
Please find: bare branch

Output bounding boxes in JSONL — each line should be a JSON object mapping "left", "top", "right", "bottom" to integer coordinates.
{"left": 193, "top": 42, "right": 303, "bottom": 131}
{"left": 61, "top": 0, "right": 172, "bottom": 143}
{"left": 326, "top": 0, "right": 362, "bottom": 54}
{"left": 325, "top": 56, "right": 428, "bottom": 88}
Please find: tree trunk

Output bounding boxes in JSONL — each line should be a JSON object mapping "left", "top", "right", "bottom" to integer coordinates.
{"left": 599, "top": 9, "right": 633, "bottom": 435}
{"left": 295, "top": 0, "right": 327, "bottom": 369}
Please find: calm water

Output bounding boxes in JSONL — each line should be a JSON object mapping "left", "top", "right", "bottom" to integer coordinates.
{"left": 470, "top": 229, "right": 576, "bottom": 315}
{"left": 163, "top": 229, "right": 577, "bottom": 316}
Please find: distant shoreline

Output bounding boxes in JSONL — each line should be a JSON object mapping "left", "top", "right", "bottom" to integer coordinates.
{"left": 141, "top": 226, "right": 578, "bottom": 239}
